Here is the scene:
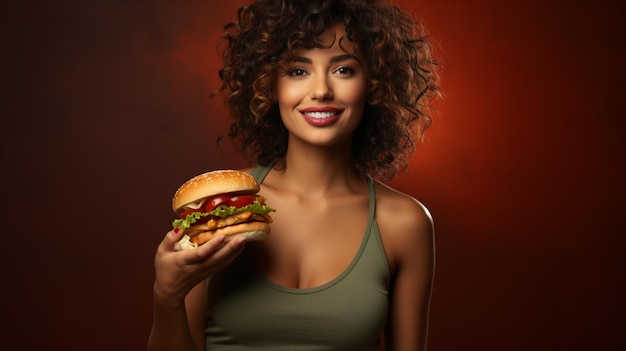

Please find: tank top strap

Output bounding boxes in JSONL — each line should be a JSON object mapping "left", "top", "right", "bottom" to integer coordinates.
{"left": 250, "top": 164, "right": 377, "bottom": 236}
{"left": 250, "top": 164, "right": 273, "bottom": 183}
{"left": 366, "top": 175, "right": 376, "bottom": 222}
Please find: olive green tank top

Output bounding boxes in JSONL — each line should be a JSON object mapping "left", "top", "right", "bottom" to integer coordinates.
{"left": 204, "top": 165, "right": 390, "bottom": 350}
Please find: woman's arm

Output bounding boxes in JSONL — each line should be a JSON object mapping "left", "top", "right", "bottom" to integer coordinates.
{"left": 147, "top": 229, "right": 245, "bottom": 351}
{"left": 377, "top": 188, "right": 436, "bottom": 351}
{"left": 185, "top": 281, "right": 209, "bottom": 350}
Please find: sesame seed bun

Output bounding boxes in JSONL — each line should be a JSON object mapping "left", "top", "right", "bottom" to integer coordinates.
{"left": 172, "top": 169, "right": 260, "bottom": 212}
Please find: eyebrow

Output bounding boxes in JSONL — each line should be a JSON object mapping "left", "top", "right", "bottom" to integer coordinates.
{"left": 293, "top": 54, "right": 360, "bottom": 64}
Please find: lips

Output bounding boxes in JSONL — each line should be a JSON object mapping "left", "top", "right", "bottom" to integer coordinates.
{"left": 300, "top": 108, "right": 343, "bottom": 127}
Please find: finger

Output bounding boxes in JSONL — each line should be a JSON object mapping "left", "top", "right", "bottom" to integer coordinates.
{"left": 185, "top": 235, "right": 246, "bottom": 266}
{"left": 203, "top": 236, "right": 247, "bottom": 266}
{"left": 181, "top": 235, "right": 227, "bottom": 264}
{"left": 207, "top": 243, "right": 246, "bottom": 274}
{"left": 158, "top": 227, "right": 185, "bottom": 252}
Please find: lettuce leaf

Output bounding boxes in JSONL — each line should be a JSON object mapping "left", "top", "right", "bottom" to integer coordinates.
{"left": 172, "top": 200, "right": 276, "bottom": 229}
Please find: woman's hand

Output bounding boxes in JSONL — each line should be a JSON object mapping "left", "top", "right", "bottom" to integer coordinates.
{"left": 152, "top": 227, "right": 246, "bottom": 308}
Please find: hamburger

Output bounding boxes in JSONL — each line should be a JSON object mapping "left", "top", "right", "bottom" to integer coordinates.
{"left": 171, "top": 169, "right": 275, "bottom": 251}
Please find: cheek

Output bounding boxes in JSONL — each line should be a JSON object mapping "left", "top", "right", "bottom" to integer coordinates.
{"left": 276, "top": 79, "right": 302, "bottom": 108}
{"left": 342, "top": 80, "right": 369, "bottom": 113}
{"left": 276, "top": 81, "right": 298, "bottom": 126}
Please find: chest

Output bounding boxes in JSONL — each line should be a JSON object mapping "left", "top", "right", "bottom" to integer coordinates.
{"left": 253, "top": 191, "right": 370, "bottom": 289}
{"left": 205, "top": 213, "right": 390, "bottom": 350}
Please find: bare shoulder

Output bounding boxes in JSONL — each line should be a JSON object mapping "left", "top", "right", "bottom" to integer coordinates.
{"left": 374, "top": 180, "right": 434, "bottom": 237}
{"left": 373, "top": 180, "right": 434, "bottom": 269}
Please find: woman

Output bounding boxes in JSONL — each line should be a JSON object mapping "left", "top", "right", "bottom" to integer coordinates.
{"left": 148, "top": 0, "right": 440, "bottom": 350}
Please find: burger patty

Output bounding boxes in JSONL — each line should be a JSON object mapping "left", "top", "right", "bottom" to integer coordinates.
{"left": 185, "top": 211, "right": 272, "bottom": 238}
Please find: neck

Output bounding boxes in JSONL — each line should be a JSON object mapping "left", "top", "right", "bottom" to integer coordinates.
{"left": 273, "top": 135, "right": 362, "bottom": 198}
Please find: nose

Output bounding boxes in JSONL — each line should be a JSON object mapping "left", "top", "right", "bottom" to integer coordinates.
{"left": 310, "top": 74, "right": 333, "bottom": 101}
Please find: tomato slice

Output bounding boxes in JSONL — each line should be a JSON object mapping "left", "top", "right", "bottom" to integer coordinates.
{"left": 228, "top": 195, "right": 256, "bottom": 208}
{"left": 178, "top": 208, "right": 197, "bottom": 219}
{"left": 204, "top": 194, "right": 231, "bottom": 212}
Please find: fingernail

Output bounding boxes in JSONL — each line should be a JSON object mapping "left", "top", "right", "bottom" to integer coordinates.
{"left": 174, "top": 226, "right": 180, "bottom": 233}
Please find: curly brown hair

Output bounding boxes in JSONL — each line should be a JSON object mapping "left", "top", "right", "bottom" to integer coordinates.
{"left": 217, "top": 0, "right": 440, "bottom": 179}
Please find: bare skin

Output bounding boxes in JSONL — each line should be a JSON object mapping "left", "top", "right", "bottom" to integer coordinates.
{"left": 176, "top": 158, "right": 435, "bottom": 351}
{"left": 148, "top": 232, "right": 246, "bottom": 351}
{"left": 149, "top": 24, "right": 435, "bottom": 351}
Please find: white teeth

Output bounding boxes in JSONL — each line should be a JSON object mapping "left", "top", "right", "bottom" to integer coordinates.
{"left": 303, "top": 111, "right": 338, "bottom": 119}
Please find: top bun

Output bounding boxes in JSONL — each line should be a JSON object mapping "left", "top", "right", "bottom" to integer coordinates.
{"left": 172, "top": 170, "right": 260, "bottom": 211}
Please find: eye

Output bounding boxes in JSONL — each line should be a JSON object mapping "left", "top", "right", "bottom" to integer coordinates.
{"left": 288, "top": 67, "right": 308, "bottom": 77}
{"left": 334, "top": 66, "right": 356, "bottom": 76}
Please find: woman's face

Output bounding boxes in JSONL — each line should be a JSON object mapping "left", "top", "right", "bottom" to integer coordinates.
{"left": 275, "top": 24, "right": 368, "bottom": 148}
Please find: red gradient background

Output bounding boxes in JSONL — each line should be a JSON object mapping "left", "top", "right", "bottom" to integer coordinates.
{"left": 1, "top": 1, "right": 624, "bottom": 350}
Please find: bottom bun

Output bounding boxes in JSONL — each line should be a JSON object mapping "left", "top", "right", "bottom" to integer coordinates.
{"left": 174, "top": 222, "right": 270, "bottom": 251}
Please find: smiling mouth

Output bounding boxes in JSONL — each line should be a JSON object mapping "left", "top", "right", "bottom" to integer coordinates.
{"left": 302, "top": 111, "right": 339, "bottom": 119}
